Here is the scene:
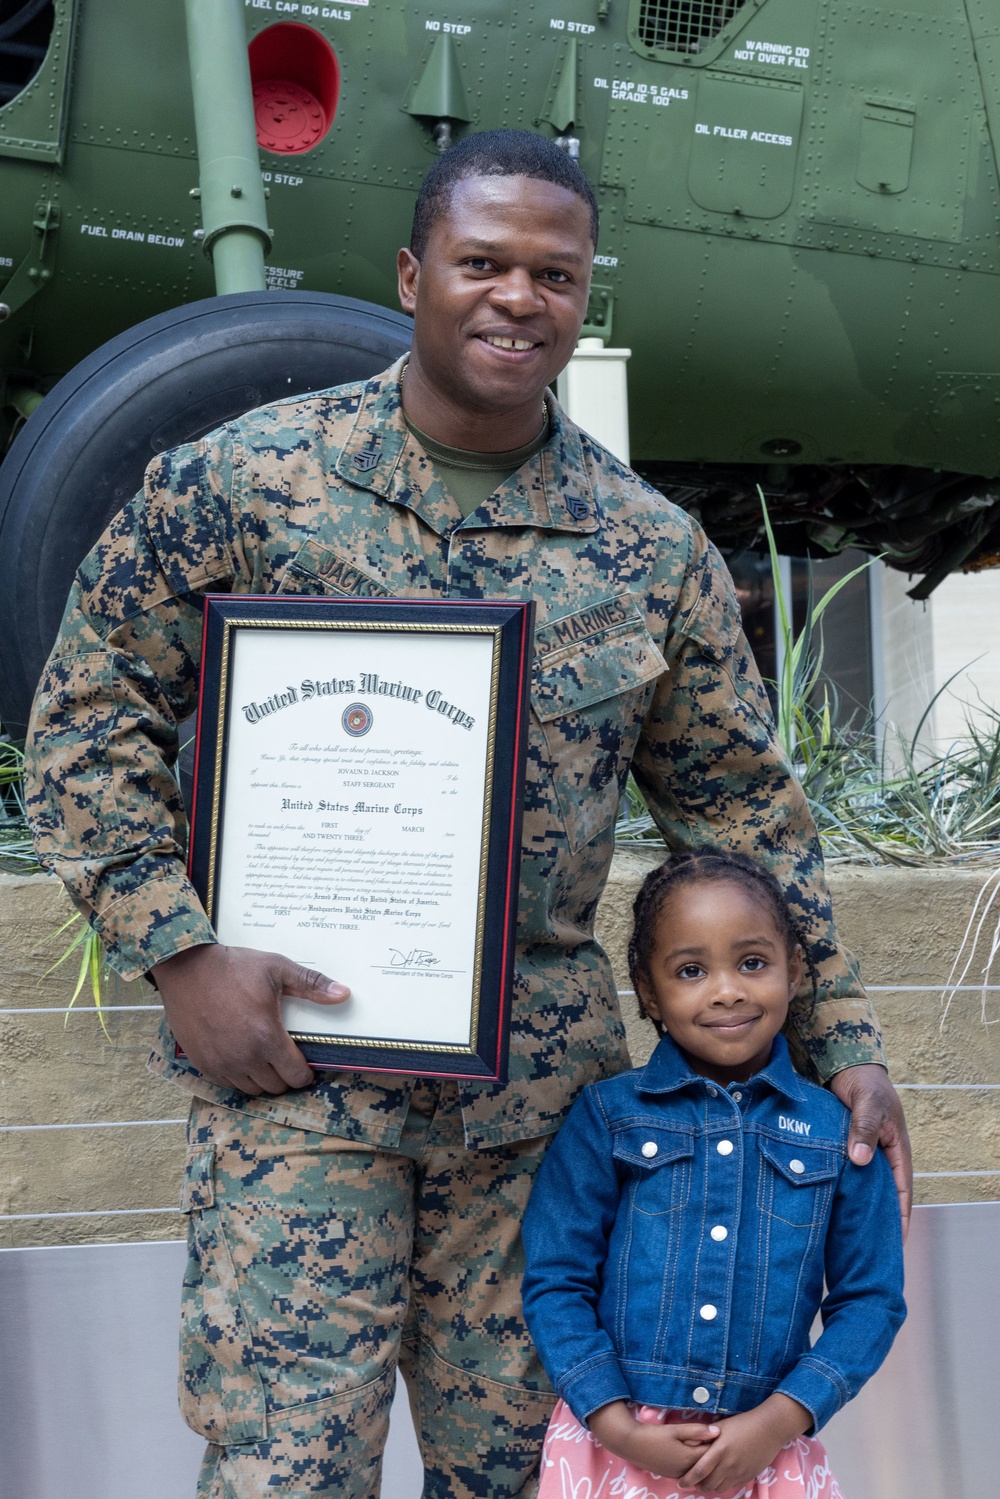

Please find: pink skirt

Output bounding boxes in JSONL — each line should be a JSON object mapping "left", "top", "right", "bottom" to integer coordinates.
{"left": 536, "top": 1399, "right": 843, "bottom": 1499}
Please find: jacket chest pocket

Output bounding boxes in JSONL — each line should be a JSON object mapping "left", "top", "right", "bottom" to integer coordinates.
{"left": 276, "top": 539, "right": 392, "bottom": 599}
{"left": 613, "top": 1129, "right": 695, "bottom": 1217}
{"left": 531, "top": 594, "right": 666, "bottom": 854}
{"left": 758, "top": 1138, "right": 841, "bottom": 1228}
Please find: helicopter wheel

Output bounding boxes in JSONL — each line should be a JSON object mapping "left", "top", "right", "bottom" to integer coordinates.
{"left": 0, "top": 290, "right": 413, "bottom": 739}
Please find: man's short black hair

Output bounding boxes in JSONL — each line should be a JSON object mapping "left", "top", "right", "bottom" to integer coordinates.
{"left": 410, "top": 129, "right": 599, "bottom": 260}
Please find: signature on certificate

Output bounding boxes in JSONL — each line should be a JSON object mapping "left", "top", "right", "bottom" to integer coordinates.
{"left": 388, "top": 948, "right": 441, "bottom": 969}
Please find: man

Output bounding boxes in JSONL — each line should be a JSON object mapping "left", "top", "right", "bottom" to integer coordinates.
{"left": 26, "top": 131, "right": 909, "bottom": 1498}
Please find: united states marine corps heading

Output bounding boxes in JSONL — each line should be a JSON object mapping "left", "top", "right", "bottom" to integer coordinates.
{"left": 24, "top": 131, "right": 911, "bottom": 1499}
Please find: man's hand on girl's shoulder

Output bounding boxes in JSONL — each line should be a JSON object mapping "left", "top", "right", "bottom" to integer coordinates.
{"left": 678, "top": 1394, "right": 812, "bottom": 1494}
{"left": 587, "top": 1403, "right": 718, "bottom": 1479}
{"left": 829, "top": 1063, "right": 913, "bottom": 1239}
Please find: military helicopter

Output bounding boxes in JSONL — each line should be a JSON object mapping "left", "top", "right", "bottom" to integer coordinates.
{"left": 0, "top": 0, "right": 998, "bottom": 734}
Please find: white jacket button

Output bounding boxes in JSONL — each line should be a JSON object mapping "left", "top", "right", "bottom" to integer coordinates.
{"left": 699, "top": 1304, "right": 718, "bottom": 1321}
{"left": 710, "top": 1225, "right": 728, "bottom": 1242}
{"left": 789, "top": 1159, "right": 806, "bottom": 1175}
{"left": 693, "top": 1387, "right": 711, "bottom": 1404}
{"left": 717, "top": 1139, "right": 734, "bottom": 1156}
{"left": 641, "top": 1141, "right": 658, "bottom": 1158}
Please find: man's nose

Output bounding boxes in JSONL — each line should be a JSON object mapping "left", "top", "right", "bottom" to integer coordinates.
{"left": 489, "top": 268, "right": 545, "bottom": 316}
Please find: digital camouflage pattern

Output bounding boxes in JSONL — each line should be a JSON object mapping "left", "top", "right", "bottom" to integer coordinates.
{"left": 25, "top": 356, "right": 885, "bottom": 1152}
{"left": 182, "top": 1084, "right": 554, "bottom": 1498}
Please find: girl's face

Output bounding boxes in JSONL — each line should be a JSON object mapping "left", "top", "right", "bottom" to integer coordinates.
{"left": 636, "top": 878, "right": 803, "bottom": 1085}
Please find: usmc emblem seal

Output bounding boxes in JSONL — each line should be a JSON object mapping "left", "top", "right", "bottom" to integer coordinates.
{"left": 342, "top": 702, "right": 373, "bottom": 737}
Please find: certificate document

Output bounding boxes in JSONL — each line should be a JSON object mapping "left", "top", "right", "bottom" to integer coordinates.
{"left": 189, "top": 596, "right": 533, "bottom": 1081}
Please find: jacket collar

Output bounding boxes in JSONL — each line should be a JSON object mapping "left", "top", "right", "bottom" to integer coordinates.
{"left": 335, "top": 356, "right": 599, "bottom": 538}
{"left": 637, "top": 1031, "right": 809, "bottom": 1105}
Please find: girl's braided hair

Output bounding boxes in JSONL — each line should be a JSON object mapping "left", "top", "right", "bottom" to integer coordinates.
{"left": 627, "top": 847, "right": 817, "bottom": 1037}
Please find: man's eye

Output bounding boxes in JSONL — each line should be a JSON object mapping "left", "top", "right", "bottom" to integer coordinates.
{"left": 466, "top": 258, "right": 493, "bottom": 271}
{"left": 542, "top": 269, "right": 570, "bottom": 283}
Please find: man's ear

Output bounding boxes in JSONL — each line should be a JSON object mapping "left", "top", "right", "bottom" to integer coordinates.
{"left": 397, "top": 247, "right": 419, "bottom": 314}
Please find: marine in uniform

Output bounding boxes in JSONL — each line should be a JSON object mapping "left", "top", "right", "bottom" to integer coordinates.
{"left": 24, "top": 131, "right": 908, "bottom": 1499}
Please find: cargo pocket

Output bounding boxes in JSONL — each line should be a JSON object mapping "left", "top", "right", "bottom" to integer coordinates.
{"left": 682, "top": 578, "right": 775, "bottom": 734}
{"left": 179, "top": 1144, "right": 268, "bottom": 1445}
{"left": 29, "top": 650, "right": 123, "bottom": 849}
{"left": 531, "top": 593, "right": 666, "bottom": 854}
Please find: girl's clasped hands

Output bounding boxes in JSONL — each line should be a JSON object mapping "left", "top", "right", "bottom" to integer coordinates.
{"left": 588, "top": 1393, "right": 811, "bottom": 1494}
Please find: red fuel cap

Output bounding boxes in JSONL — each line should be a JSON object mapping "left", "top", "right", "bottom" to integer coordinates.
{"left": 253, "top": 78, "right": 326, "bottom": 154}
{"left": 248, "top": 23, "right": 340, "bottom": 155}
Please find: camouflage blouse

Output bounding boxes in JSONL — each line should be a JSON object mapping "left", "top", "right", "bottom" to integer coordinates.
{"left": 25, "top": 359, "right": 883, "bottom": 1148}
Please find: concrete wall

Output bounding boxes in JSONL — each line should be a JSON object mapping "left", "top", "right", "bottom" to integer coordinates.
{"left": 3, "top": 857, "right": 999, "bottom": 1248}
{"left": 0, "top": 873, "right": 187, "bottom": 1248}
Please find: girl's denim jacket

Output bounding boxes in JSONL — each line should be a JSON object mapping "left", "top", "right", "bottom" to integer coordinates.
{"left": 522, "top": 1033, "right": 905, "bottom": 1433}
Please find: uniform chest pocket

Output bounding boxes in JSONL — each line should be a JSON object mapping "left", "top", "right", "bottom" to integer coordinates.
{"left": 613, "top": 1129, "right": 695, "bottom": 1216}
{"left": 758, "top": 1137, "right": 841, "bottom": 1228}
{"left": 276, "top": 539, "right": 392, "bottom": 599}
{"left": 531, "top": 594, "right": 666, "bottom": 854}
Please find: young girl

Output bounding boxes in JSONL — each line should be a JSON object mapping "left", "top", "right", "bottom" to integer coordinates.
{"left": 522, "top": 848, "right": 905, "bottom": 1499}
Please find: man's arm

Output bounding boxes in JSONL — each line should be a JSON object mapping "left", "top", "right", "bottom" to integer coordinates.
{"left": 24, "top": 434, "right": 347, "bottom": 1095}
{"left": 24, "top": 453, "right": 228, "bottom": 978}
{"left": 631, "top": 524, "right": 912, "bottom": 1230}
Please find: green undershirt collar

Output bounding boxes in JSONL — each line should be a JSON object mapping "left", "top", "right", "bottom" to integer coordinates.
{"left": 404, "top": 414, "right": 550, "bottom": 519}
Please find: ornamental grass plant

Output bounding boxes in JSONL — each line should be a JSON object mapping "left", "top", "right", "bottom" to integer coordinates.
{"left": 2, "top": 733, "right": 112, "bottom": 1024}
{"left": 0, "top": 736, "right": 37, "bottom": 870}
{"left": 615, "top": 728, "right": 1000, "bottom": 867}
{"left": 616, "top": 498, "right": 1000, "bottom": 867}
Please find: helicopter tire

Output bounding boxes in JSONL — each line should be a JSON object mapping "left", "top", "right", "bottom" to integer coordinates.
{"left": 0, "top": 290, "right": 413, "bottom": 738}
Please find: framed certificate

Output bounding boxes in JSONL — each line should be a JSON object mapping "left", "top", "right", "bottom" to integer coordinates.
{"left": 188, "top": 596, "right": 533, "bottom": 1082}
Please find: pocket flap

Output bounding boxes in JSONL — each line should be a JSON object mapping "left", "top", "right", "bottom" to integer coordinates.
{"left": 179, "top": 1145, "right": 216, "bottom": 1212}
{"left": 532, "top": 594, "right": 666, "bottom": 723}
{"left": 759, "top": 1137, "right": 841, "bottom": 1186}
{"left": 613, "top": 1128, "right": 695, "bottom": 1171}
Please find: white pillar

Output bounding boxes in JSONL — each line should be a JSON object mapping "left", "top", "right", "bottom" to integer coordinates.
{"left": 556, "top": 337, "right": 632, "bottom": 465}
{"left": 873, "top": 562, "right": 1000, "bottom": 758}
{"left": 871, "top": 562, "right": 936, "bottom": 758}
{"left": 924, "top": 570, "right": 1000, "bottom": 750}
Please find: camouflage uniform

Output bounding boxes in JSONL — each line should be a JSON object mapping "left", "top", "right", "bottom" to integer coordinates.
{"left": 179, "top": 1084, "right": 553, "bottom": 1498}
{"left": 26, "top": 357, "right": 884, "bottom": 1497}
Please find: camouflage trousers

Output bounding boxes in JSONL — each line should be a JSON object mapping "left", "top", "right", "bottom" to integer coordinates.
{"left": 179, "top": 1082, "right": 556, "bottom": 1498}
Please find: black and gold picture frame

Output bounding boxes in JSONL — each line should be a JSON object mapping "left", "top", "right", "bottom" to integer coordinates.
{"left": 188, "top": 595, "right": 533, "bottom": 1082}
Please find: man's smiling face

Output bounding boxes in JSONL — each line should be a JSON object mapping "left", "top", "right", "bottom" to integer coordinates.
{"left": 397, "top": 173, "right": 593, "bottom": 433}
